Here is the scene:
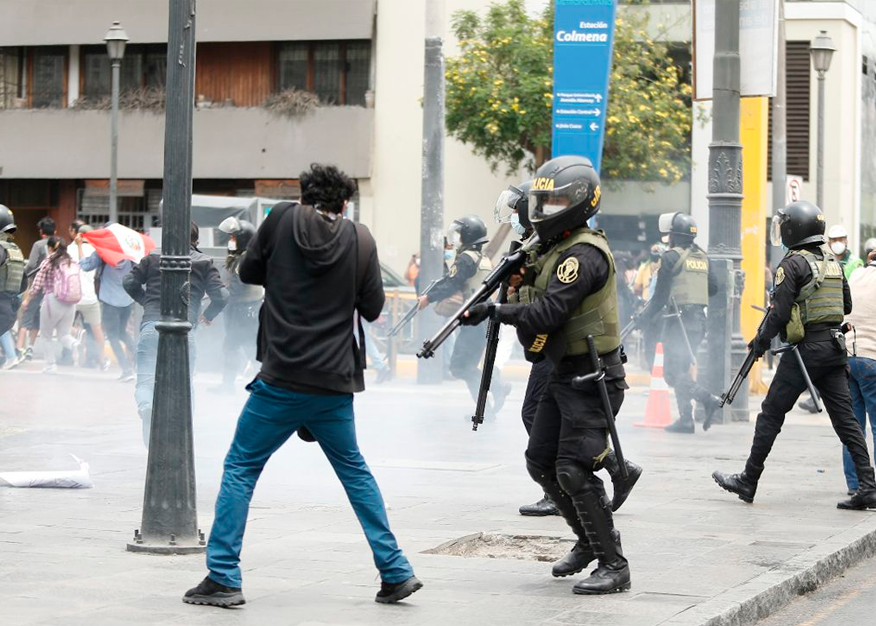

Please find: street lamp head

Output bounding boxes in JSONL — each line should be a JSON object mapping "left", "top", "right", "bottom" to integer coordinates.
{"left": 104, "top": 21, "right": 129, "bottom": 61}
{"left": 810, "top": 30, "right": 836, "bottom": 76}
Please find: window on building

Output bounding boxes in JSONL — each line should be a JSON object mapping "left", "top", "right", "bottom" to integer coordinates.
{"left": 31, "top": 47, "right": 66, "bottom": 108}
{"left": 0, "top": 47, "right": 24, "bottom": 109}
{"left": 277, "top": 40, "right": 371, "bottom": 106}
{"left": 768, "top": 41, "right": 811, "bottom": 181}
{"left": 82, "top": 44, "right": 166, "bottom": 99}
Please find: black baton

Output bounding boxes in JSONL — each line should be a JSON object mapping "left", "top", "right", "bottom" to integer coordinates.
{"left": 572, "top": 335, "right": 628, "bottom": 480}
{"left": 772, "top": 344, "right": 823, "bottom": 413}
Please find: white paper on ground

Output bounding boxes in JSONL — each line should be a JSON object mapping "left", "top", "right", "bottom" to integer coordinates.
{"left": 0, "top": 454, "right": 93, "bottom": 489}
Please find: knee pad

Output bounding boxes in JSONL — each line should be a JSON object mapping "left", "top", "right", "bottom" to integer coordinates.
{"left": 525, "top": 456, "right": 554, "bottom": 488}
{"left": 555, "top": 460, "right": 593, "bottom": 496}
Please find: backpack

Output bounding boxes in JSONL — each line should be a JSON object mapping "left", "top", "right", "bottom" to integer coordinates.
{"left": 55, "top": 261, "right": 83, "bottom": 304}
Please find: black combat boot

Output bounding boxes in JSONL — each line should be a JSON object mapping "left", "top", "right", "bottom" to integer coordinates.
{"left": 602, "top": 452, "right": 643, "bottom": 512}
{"left": 519, "top": 494, "right": 560, "bottom": 516}
{"left": 665, "top": 417, "right": 695, "bottom": 434}
{"left": 552, "top": 541, "right": 596, "bottom": 578}
{"left": 837, "top": 489, "right": 876, "bottom": 510}
{"left": 712, "top": 470, "right": 758, "bottom": 503}
{"left": 702, "top": 395, "right": 723, "bottom": 431}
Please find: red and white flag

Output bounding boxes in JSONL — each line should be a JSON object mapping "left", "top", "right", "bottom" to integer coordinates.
{"left": 82, "top": 224, "right": 156, "bottom": 266}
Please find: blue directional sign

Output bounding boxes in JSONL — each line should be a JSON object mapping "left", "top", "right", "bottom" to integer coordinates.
{"left": 552, "top": 0, "right": 618, "bottom": 173}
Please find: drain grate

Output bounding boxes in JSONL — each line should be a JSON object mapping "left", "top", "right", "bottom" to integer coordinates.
{"left": 423, "top": 532, "right": 574, "bottom": 562}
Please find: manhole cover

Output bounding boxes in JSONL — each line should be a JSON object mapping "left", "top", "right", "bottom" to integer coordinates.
{"left": 423, "top": 532, "right": 574, "bottom": 562}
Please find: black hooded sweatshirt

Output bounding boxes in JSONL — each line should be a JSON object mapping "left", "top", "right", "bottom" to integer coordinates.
{"left": 239, "top": 202, "right": 384, "bottom": 395}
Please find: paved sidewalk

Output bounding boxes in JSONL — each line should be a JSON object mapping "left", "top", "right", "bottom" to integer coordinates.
{"left": 1, "top": 365, "right": 875, "bottom": 626}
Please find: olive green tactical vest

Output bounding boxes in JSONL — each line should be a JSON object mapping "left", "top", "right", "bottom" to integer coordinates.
{"left": 460, "top": 249, "right": 492, "bottom": 298}
{"left": 0, "top": 239, "right": 24, "bottom": 294}
{"left": 791, "top": 247, "right": 844, "bottom": 327}
{"left": 669, "top": 245, "right": 709, "bottom": 306}
{"left": 522, "top": 228, "right": 620, "bottom": 356}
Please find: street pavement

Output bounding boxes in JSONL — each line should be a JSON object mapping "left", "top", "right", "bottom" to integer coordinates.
{"left": 2, "top": 360, "right": 876, "bottom": 626}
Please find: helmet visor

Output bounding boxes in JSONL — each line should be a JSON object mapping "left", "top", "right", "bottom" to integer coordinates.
{"left": 494, "top": 187, "right": 523, "bottom": 224}
{"left": 528, "top": 181, "right": 580, "bottom": 223}
{"left": 447, "top": 223, "right": 463, "bottom": 249}
{"left": 770, "top": 214, "right": 784, "bottom": 246}
{"left": 218, "top": 216, "right": 242, "bottom": 234}
{"left": 658, "top": 212, "right": 676, "bottom": 234}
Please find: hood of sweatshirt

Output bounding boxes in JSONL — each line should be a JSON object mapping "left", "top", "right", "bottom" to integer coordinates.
{"left": 292, "top": 204, "right": 355, "bottom": 275}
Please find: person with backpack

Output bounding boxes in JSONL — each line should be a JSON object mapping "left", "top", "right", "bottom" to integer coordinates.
{"left": 21, "top": 236, "right": 82, "bottom": 373}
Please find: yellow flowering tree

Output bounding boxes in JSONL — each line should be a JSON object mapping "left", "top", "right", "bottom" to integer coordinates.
{"left": 445, "top": 0, "right": 692, "bottom": 182}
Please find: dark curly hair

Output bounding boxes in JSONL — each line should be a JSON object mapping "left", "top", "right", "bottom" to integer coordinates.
{"left": 299, "top": 163, "right": 357, "bottom": 214}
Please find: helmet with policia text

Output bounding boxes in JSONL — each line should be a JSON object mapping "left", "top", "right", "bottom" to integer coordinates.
{"left": 0, "top": 205, "right": 16, "bottom": 234}
{"left": 448, "top": 215, "right": 489, "bottom": 250}
{"left": 218, "top": 216, "right": 257, "bottom": 250}
{"left": 770, "top": 201, "right": 826, "bottom": 249}
{"left": 659, "top": 212, "right": 698, "bottom": 245}
{"left": 528, "top": 155, "right": 601, "bottom": 242}
{"left": 494, "top": 180, "right": 533, "bottom": 232}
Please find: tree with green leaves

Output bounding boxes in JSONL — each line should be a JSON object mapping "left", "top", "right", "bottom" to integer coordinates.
{"left": 445, "top": 0, "right": 692, "bottom": 183}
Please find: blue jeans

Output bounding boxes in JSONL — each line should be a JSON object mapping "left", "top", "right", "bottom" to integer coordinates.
{"left": 0, "top": 330, "right": 15, "bottom": 361}
{"left": 842, "top": 356, "right": 876, "bottom": 490}
{"left": 135, "top": 321, "right": 195, "bottom": 447}
{"left": 206, "top": 379, "right": 414, "bottom": 588}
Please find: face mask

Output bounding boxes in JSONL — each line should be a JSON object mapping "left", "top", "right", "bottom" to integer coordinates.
{"left": 444, "top": 249, "right": 455, "bottom": 263}
{"left": 781, "top": 244, "right": 789, "bottom": 253}
{"left": 228, "top": 239, "right": 237, "bottom": 251}
{"left": 510, "top": 213, "right": 527, "bottom": 237}
{"left": 830, "top": 241, "right": 846, "bottom": 256}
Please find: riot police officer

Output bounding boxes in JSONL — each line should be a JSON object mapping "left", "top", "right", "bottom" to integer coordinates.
{"left": 418, "top": 215, "right": 511, "bottom": 412}
{"left": 214, "top": 217, "right": 264, "bottom": 393}
{"left": 713, "top": 201, "right": 876, "bottom": 510}
{"left": 495, "top": 183, "right": 642, "bottom": 517}
{"left": 0, "top": 205, "right": 25, "bottom": 361}
{"left": 639, "top": 212, "right": 720, "bottom": 433}
{"left": 464, "top": 156, "right": 631, "bottom": 595}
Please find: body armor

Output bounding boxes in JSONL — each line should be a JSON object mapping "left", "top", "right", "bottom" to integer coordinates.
{"left": 784, "top": 247, "right": 844, "bottom": 342}
{"left": 0, "top": 240, "right": 24, "bottom": 294}
{"left": 520, "top": 228, "right": 620, "bottom": 356}
{"left": 227, "top": 253, "right": 263, "bottom": 303}
{"left": 668, "top": 245, "right": 709, "bottom": 306}
{"left": 460, "top": 249, "right": 492, "bottom": 298}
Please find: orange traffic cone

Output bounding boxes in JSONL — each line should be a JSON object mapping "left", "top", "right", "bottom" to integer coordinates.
{"left": 635, "top": 342, "right": 672, "bottom": 428}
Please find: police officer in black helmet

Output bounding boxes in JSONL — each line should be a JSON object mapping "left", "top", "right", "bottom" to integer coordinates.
{"left": 639, "top": 212, "right": 721, "bottom": 433}
{"left": 464, "top": 156, "right": 631, "bottom": 595}
{"left": 213, "top": 217, "right": 264, "bottom": 393}
{"left": 0, "top": 205, "right": 25, "bottom": 361}
{"left": 418, "top": 215, "right": 512, "bottom": 413}
{"left": 496, "top": 182, "right": 642, "bottom": 519}
{"left": 713, "top": 201, "right": 876, "bottom": 510}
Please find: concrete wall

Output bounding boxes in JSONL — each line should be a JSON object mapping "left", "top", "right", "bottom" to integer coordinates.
{"left": 0, "top": 107, "right": 373, "bottom": 179}
{"left": 0, "top": 0, "right": 375, "bottom": 45}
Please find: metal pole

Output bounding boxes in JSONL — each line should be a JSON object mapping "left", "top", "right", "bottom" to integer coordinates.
{"left": 706, "top": 0, "right": 746, "bottom": 423}
{"left": 109, "top": 59, "right": 120, "bottom": 224}
{"left": 817, "top": 72, "right": 825, "bottom": 209}
{"left": 770, "top": 0, "right": 786, "bottom": 272}
{"left": 417, "top": 0, "right": 445, "bottom": 384}
{"left": 127, "top": 0, "right": 203, "bottom": 555}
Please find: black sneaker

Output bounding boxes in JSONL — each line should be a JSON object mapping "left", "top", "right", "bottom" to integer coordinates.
{"left": 375, "top": 575, "right": 423, "bottom": 604}
{"left": 182, "top": 576, "right": 245, "bottom": 607}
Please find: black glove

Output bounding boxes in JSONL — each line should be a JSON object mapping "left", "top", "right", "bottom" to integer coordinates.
{"left": 748, "top": 334, "right": 771, "bottom": 358}
{"left": 460, "top": 303, "right": 495, "bottom": 326}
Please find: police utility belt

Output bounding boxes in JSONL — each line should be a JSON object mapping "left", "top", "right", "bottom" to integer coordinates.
{"left": 798, "top": 324, "right": 847, "bottom": 353}
{"left": 555, "top": 345, "right": 626, "bottom": 378}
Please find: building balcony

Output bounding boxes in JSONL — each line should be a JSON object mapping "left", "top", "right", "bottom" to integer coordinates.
{"left": 0, "top": 105, "right": 373, "bottom": 180}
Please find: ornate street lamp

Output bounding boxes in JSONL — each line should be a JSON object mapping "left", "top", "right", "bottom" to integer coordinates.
{"left": 104, "top": 21, "right": 129, "bottom": 224}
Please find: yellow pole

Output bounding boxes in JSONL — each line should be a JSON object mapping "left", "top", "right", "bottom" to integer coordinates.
{"left": 739, "top": 97, "right": 769, "bottom": 394}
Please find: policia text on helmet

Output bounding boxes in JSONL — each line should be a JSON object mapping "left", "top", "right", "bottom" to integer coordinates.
{"left": 713, "top": 200, "right": 876, "bottom": 511}
{"left": 527, "top": 156, "right": 601, "bottom": 242}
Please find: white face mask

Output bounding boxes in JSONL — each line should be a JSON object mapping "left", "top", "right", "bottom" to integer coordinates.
{"left": 830, "top": 241, "right": 846, "bottom": 256}
{"left": 228, "top": 239, "right": 237, "bottom": 251}
{"left": 510, "top": 213, "right": 527, "bottom": 237}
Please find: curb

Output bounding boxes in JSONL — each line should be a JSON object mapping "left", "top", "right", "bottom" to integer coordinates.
{"left": 662, "top": 515, "right": 876, "bottom": 626}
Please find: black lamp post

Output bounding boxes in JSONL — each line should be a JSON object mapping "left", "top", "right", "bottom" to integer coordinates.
{"left": 103, "top": 21, "right": 128, "bottom": 225}
{"left": 810, "top": 30, "right": 836, "bottom": 210}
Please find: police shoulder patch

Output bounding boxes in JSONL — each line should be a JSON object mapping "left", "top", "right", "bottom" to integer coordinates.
{"left": 449, "top": 265, "right": 458, "bottom": 278}
{"left": 775, "top": 266, "right": 785, "bottom": 286}
{"left": 556, "top": 257, "right": 579, "bottom": 284}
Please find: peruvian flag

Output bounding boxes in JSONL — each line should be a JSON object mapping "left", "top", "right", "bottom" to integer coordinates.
{"left": 82, "top": 224, "right": 156, "bottom": 266}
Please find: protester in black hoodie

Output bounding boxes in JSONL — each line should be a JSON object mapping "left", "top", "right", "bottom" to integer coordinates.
{"left": 184, "top": 164, "right": 422, "bottom": 608}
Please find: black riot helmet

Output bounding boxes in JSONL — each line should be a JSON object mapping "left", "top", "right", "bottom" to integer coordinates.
{"left": 0, "top": 205, "right": 16, "bottom": 234}
{"left": 659, "top": 212, "right": 698, "bottom": 247}
{"left": 494, "top": 180, "right": 533, "bottom": 232}
{"left": 448, "top": 215, "right": 489, "bottom": 251}
{"left": 770, "top": 201, "right": 826, "bottom": 249}
{"left": 218, "top": 216, "right": 257, "bottom": 251}
{"left": 528, "top": 155, "right": 601, "bottom": 242}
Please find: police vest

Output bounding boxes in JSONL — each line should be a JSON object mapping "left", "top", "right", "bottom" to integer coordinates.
{"left": 789, "top": 247, "right": 845, "bottom": 329}
{"left": 521, "top": 228, "right": 620, "bottom": 357}
{"left": 227, "top": 253, "right": 264, "bottom": 303}
{"left": 669, "top": 245, "right": 709, "bottom": 306}
{"left": 0, "top": 239, "right": 24, "bottom": 294}
{"left": 459, "top": 249, "right": 492, "bottom": 298}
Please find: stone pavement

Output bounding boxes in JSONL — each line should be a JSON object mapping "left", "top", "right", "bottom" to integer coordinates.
{"left": 1, "top": 363, "right": 876, "bottom": 626}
